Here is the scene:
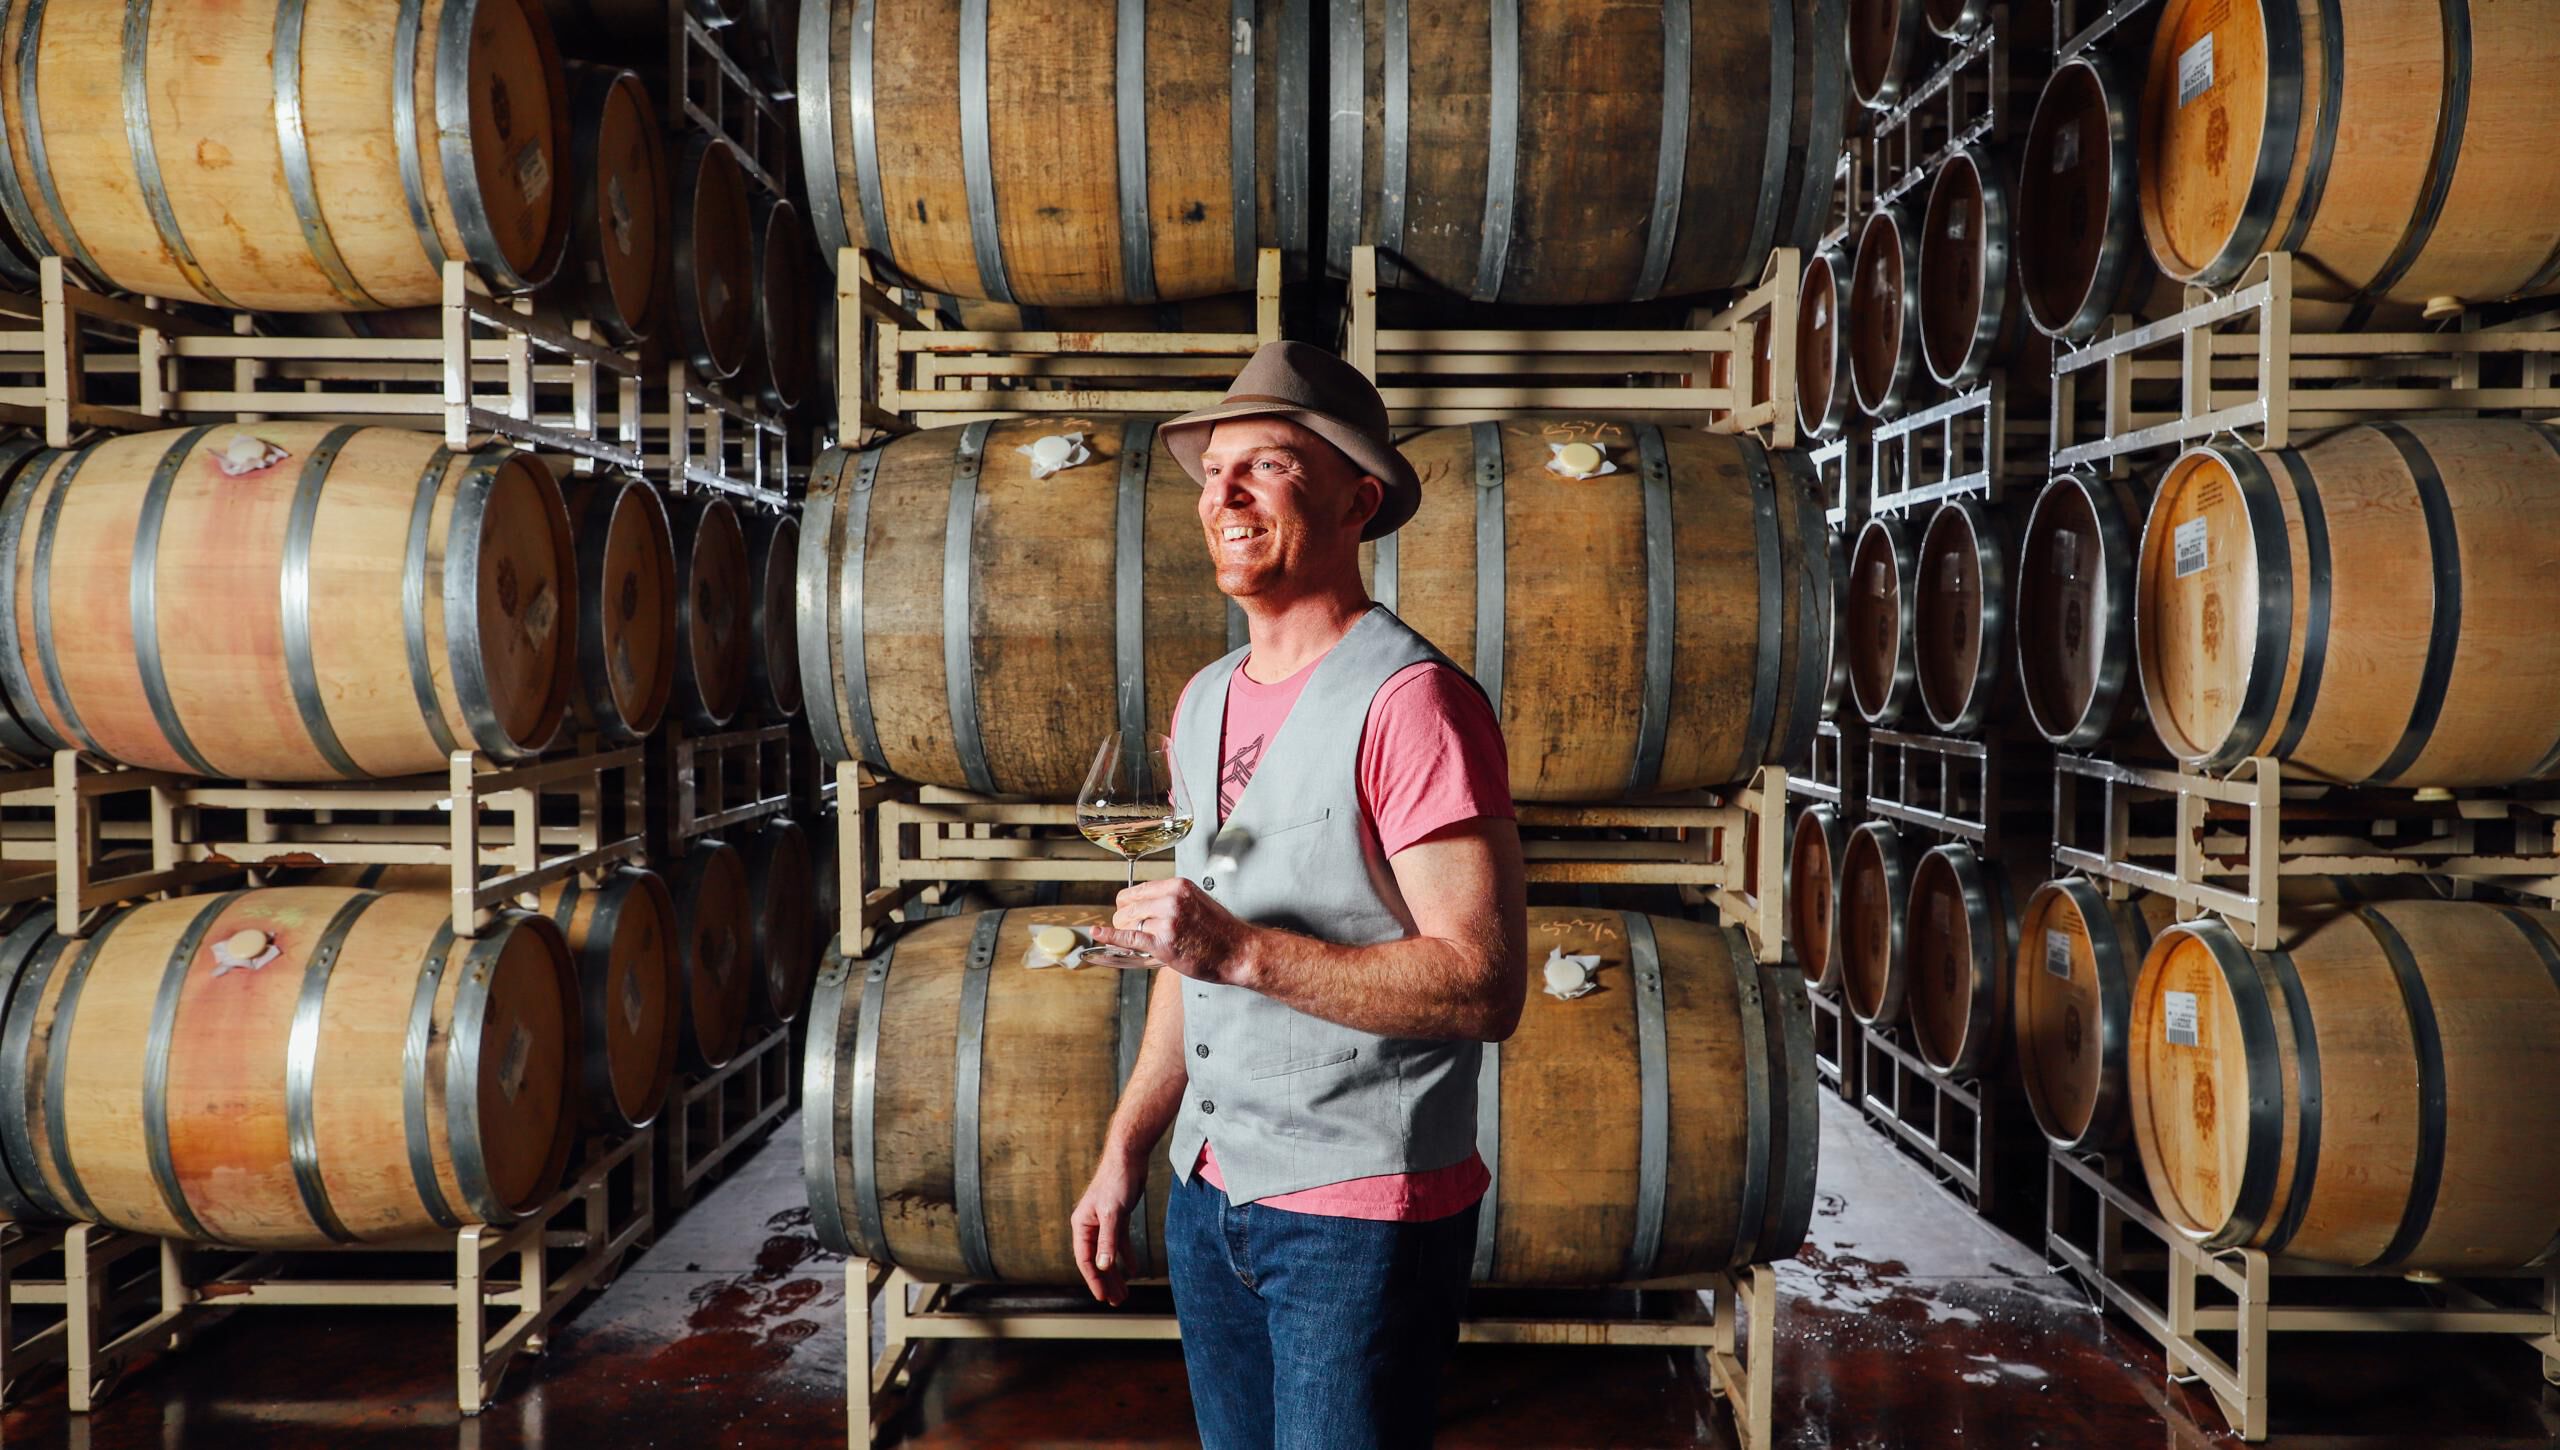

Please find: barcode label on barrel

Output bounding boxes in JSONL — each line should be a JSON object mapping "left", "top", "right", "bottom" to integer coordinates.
{"left": 2045, "top": 929, "right": 2074, "bottom": 979}
{"left": 2178, "top": 33, "right": 2215, "bottom": 108}
{"left": 2164, "top": 990, "right": 2200, "bottom": 1047}
{"left": 2174, "top": 517, "right": 2210, "bottom": 578}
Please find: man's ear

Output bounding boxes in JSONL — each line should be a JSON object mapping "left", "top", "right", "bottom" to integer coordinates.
{"left": 1348, "top": 474, "right": 1384, "bottom": 533}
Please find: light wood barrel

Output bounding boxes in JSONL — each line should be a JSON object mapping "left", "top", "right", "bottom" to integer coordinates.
{"left": 1787, "top": 804, "right": 1847, "bottom": 993}
{"left": 0, "top": 889, "right": 576, "bottom": 1247}
{"left": 1916, "top": 147, "right": 2039, "bottom": 392}
{"left": 2018, "top": 54, "right": 2178, "bottom": 341}
{"left": 799, "top": 419, "right": 1831, "bottom": 800}
{"left": 1903, "top": 843, "right": 2030, "bottom": 1078}
{"left": 674, "top": 134, "right": 756, "bottom": 381}
{"left": 670, "top": 842, "right": 754, "bottom": 1072}
{"left": 1797, "top": 246, "right": 1854, "bottom": 441}
{"left": 739, "top": 818, "right": 818, "bottom": 1026}
{"left": 1837, "top": 820, "right": 1912, "bottom": 1025}
{"left": 2014, "top": 879, "right": 2176, "bottom": 1152}
{"left": 1849, "top": 205, "right": 1921, "bottom": 419}
{"left": 1335, "top": 0, "right": 1845, "bottom": 305}
{"left": 2015, "top": 472, "right": 2142, "bottom": 748}
{"left": 557, "top": 65, "right": 669, "bottom": 346}
{"left": 750, "top": 197, "right": 818, "bottom": 414}
{"left": 2140, "top": 0, "right": 2560, "bottom": 309}
{"left": 2131, "top": 899, "right": 2560, "bottom": 1271}
{"left": 1912, "top": 497, "right": 2011, "bottom": 735}
{"left": 0, "top": 0, "right": 569, "bottom": 311}
{"left": 1844, "top": 513, "right": 1917, "bottom": 725}
{"left": 2134, "top": 422, "right": 2560, "bottom": 786}
{"left": 669, "top": 492, "right": 752, "bottom": 732}
{"left": 0, "top": 424, "right": 575, "bottom": 781}
{"left": 802, "top": 906, "right": 1819, "bottom": 1285}
{"left": 744, "top": 508, "right": 804, "bottom": 723}
{"left": 798, "top": 0, "right": 1289, "bottom": 306}
{"left": 1849, "top": 0, "right": 1924, "bottom": 111}
{"left": 562, "top": 474, "right": 676, "bottom": 746}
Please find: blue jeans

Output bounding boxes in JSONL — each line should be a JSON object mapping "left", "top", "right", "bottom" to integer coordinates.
{"left": 1165, "top": 1167, "right": 1477, "bottom": 1450}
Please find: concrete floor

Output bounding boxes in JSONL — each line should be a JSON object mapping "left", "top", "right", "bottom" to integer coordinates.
{"left": 5, "top": 1095, "right": 2557, "bottom": 1448}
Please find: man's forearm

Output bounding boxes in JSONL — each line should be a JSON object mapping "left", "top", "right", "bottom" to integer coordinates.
{"left": 1230, "top": 929, "right": 1516, "bottom": 1041}
{"left": 1102, "top": 965, "right": 1191, "bottom": 1164}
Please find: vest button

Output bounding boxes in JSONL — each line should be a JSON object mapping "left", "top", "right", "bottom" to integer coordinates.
{"left": 1195, "top": 1043, "right": 1209, "bottom": 1058}
{"left": 1202, "top": 876, "right": 1216, "bottom": 890}
{"left": 1200, "top": 1099, "right": 1215, "bottom": 1114}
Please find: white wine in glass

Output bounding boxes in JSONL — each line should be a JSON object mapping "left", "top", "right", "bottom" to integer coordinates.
{"left": 1076, "top": 731, "right": 1195, "bottom": 966}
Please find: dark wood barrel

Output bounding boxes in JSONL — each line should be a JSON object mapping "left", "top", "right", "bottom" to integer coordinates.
{"left": 1849, "top": 205, "right": 1922, "bottom": 419}
{"left": 2132, "top": 899, "right": 2560, "bottom": 1271}
{"left": 1912, "top": 497, "right": 2011, "bottom": 735}
{"left": 0, "top": 437, "right": 65, "bottom": 768}
{"left": 1787, "top": 804, "right": 1847, "bottom": 993}
{"left": 0, "top": 890, "right": 576, "bottom": 1246}
{"left": 738, "top": 817, "right": 818, "bottom": 1025}
{"left": 798, "top": 0, "right": 1290, "bottom": 306}
{"left": 562, "top": 474, "right": 677, "bottom": 746}
{"left": 736, "top": 0, "right": 802, "bottom": 94}
{"left": 750, "top": 196, "right": 819, "bottom": 414}
{"left": 1820, "top": 528, "right": 1850, "bottom": 720}
{"left": 0, "top": 424, "right": 575, "bottom": 780}
{"left": 2017, "top": 54, "right": 2177, "bottom": 341}
{"left": 743, "top": 508, "right": 803, "bottom": 723}
{"left": 670, "top": 841, "right": 754, "bottom": 1072}
{"left": 1334, "top": 0, "right": 1845, "bottom": 306}
{"left": 538, "top": 868, "right": 680, "bottom": 1136}
{"left": 2135, "top": 421, "right": 2560, "bottom": 786}
{"left": 558, "top": 64, "right": 670, "bottom": 346}
{"left": 1922, "top": 0, "right": 1984, "bottom": 36}
{"left": 2015, "top": 472, "right": 2142, "bottom": 748}
{"left": 1903, "top": 842, "right": 2034, "bottom": 1079}
{"left": 803, "top": 906, "right": 1819, "bottom": 1285}
{"left": 674, "top": 134, "right": 756, "bottom": 381}
{"left": 2014, "top": 879, "right": 2175, "bottom": 1153}
{"left": 2139, "top": 0, "right": 2560, "bottom": 310}
{"left": 801, "top": 419, "right": 1831, "bottom": 801}
{"left": 1917, "top": 147, "right": 2042, "bottom": 392}
{"left": 810, "top": 804, "right": 844, "bottom": 949}
{"left": 0, "top": 0, "right": 569, "bottom": 310}
{"left": 1837, "top": 820, "right": 1912, "bottom": 1025}
{"left": 1797, "top": 246, "right": 1854, "bottom": 441}
{"left": 668, "top": 492, "right": 752, "bottom": 732}
{"left": 1849, "top": 0, "right": 1924, "bottom": 111}
{"left": 1844, "top": 512, "right": 1917, "bottom": 726}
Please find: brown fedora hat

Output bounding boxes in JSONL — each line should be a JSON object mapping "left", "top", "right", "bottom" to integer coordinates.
{"left": 1160, "top": 340, "right": 1421, "bottom": 540}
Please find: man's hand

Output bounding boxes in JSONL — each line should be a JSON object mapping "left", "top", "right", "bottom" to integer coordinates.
{"left": 1069, "top": 1143, "right": 1148, "bottom": 1305}
{"left": 1091, "top": 878, "right": 1257, "bottom": 984}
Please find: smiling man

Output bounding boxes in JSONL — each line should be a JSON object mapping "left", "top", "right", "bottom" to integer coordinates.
{"left": 1067, "top": 341, "right": 1529, "bottom": 1449}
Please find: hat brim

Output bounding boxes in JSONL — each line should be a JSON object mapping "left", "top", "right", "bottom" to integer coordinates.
{"left": 1159, "top": 402, "right": 1421, "bottom": 541}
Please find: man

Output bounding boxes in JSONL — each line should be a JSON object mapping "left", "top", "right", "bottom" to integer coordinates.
{"left": 1068, "top": 341, "right": 1529, "bottom": 1449}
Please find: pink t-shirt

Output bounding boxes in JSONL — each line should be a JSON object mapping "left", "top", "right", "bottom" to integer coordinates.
{"left": 1172, "top": 645, "right": 1512, "bottom": 1222}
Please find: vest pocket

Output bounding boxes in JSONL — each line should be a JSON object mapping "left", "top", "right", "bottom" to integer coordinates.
{"left": 1247, "top": 1045, "right": 1359, "bottom": 1080}
{"left": 1254, "top": 808, "right": 1332, "bottom": 839}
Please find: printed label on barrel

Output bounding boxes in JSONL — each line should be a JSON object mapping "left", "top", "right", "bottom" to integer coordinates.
{"left": 2174, "top": 517, "right": 2209, "bottom": 578}
{"left": 2163, "top": 989, "right": 2200, "bottom": 1047}
{"left": 2045, "top": 928, "right": 2074, "bottom": 979}
{"left": 2177, "top": 33, "right": 2215, "bottom": 108}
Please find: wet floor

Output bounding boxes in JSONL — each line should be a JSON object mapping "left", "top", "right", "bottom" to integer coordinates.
{"left": 5, "top": 1095, "right": 2556, "bottom": 1448}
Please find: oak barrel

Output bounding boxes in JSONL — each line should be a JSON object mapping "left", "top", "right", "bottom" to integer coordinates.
{"left": 558, "top": 65, "right": 670, "bottom": 346}
{"left": 669, "top": 492, "right": 752, "bottom": 732}
{"left": 1916, "top": 147, "right": 2040, "bottom": 392}
{"left": 1844, "top": 512, "right": 1916, "bottom": 725}
{"left": 538, "top": 868, "right": 679, "bottom": 1136}
{"left": 2014, "top": 879, "right": 2175, "bottom": 1152}
{"left": 2134, "top": 421, "right": 2560, "bottom": 786}
{"left": 670, "top": 841, "right": 754, "bottom": 1072}
{"left": 1848, "top": 205, "right": 1921, "bottom": 418}
{"left": 674, "top": 134, "right": 756, "bottom": 381}
{"left": 1903, "top": 843, "right": 2030, "bottom": 1078}
{"left": 0, "top": 889, "right": 576, "bottom": 1246}
{"left": 2139, "top": 0, "right": 2560, "bottom": 309}
{"left": 1797, "top": 246, "right": 1854, "bottom": 441}
{"left": 1921, "top": 0, "right": 1984, "bottom": 36}
{"left": 798, "top": 0, "right": 1291, "bottom": 306}
{"left": 2015, "top": 472, "right": 2142, "bottom": 748}
{"left": 1819, "top": 527, "right": 1850, "bottom": 720}
{"left": 0, "top": 0, "right": 569, "bottom": 310}
{"left": 0, "top": 424, "right": 576, "bottom": 781}
{"left": 744, "top": 509, "right": 804, "bottom": 723}
{"left": 799, "top": 419, "right": 1830, "bottom": 800}
{"left": 738, "top": 817, "right": 819, "bottom": 1026}
{"left": 1911, "top": 497, "right": 2011, "bottom": 735}
{"left": 562, "top": 474, "right": 676, "bottom": 746}
{"left": 2131, "top": 899, "right": 2560, "bottom": 1271}
{"left": 2017, "top": 54, "right": 2177, "bottom": 341}
{"left": 810, "top": 805, "right": 844, "bottom": 954}
{"left": 1334, "top": 0, "right": 1845, "bottom": 305}
{"left": 1787, "top": 804, "right": 1847, "bottom": 994}
{"left": 1837, "top": 820, "right": 1912, "bottom": 1025}
{"left": 802, "top": 907, "right": 1819, "bottom": 1285}
{"left": 0, "top": 437, "right": 61, "bottom": 767}
{"left": 750, "top": 196, "right": 818, "bottom": 414}
{"left": 1849, "top": 0, "right": 1924, "bottom": 111}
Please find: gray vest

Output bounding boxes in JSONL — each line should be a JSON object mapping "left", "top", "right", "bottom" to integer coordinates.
{"left": 1167, "top": 607, "right": 1486, "bottom": 1204}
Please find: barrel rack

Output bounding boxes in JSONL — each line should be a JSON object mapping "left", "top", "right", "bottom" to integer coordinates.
{"left": 843, "top": 1261, "right": 1780, "bottom": 1450}
{"left": 2052, "top": 0, "right": 2157, "bottom": 63}
{"left": 661, "top": 1019, "right": 797, "bottom": 1216}
{"left": 1863, "top": 18, "right": 2016, "bottom": 212}
{"left": 1806, "top": 980, "right": 1859, "bottom": 1104}
{"left": 1857, "top": 1021, "right": 2001, "bottom": 1212}
{"left": 1864, "top": 379, "right": 2045, "bottom": 517}
{"left": 659, "top": 721, "right": 799, "bottom": 850}
{"left": 2045, "top": 1147, "right": 2560, "bottom": 1441}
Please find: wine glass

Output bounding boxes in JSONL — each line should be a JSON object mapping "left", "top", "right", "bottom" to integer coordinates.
{"left": 1075, "top": 732, "right": 1196, "bottom": 966}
